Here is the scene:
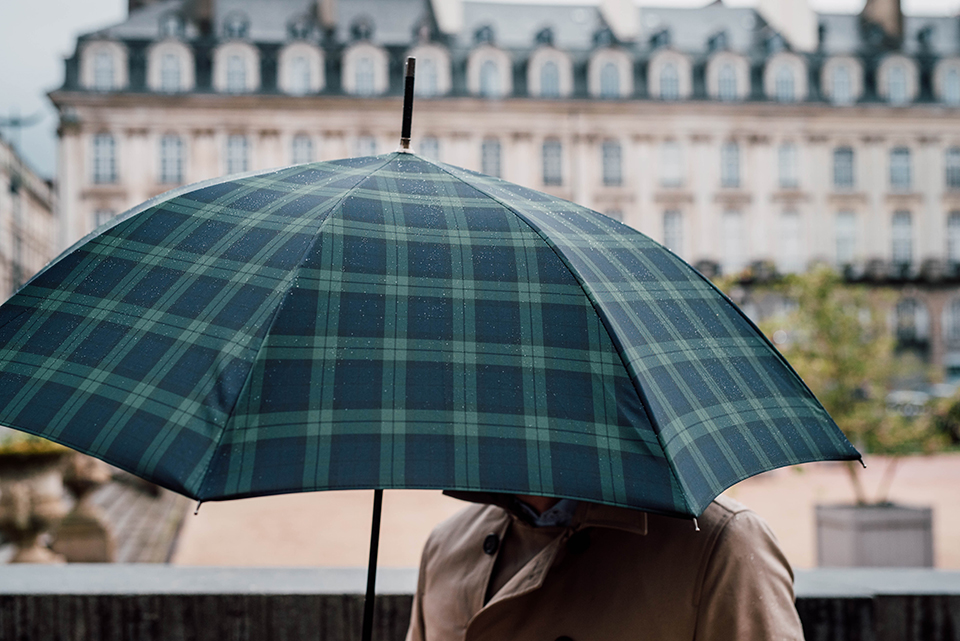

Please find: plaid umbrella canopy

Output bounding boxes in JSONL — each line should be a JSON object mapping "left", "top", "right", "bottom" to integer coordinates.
{"left": 0, "top": 151, "right": 860, "bottom": 517}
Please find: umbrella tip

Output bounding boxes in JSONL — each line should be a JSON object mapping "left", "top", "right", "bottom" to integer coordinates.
{"left": 859, "top": 457, "right": 866, "bottom": 469}
{"left": 399, "top": 57, "right": 416, "bottom": 152}
{"left": 692, "top": 517, "right": 700, "bottom": 532}
{"left": 194, "top": 501, "right": 203, "bottom": 516}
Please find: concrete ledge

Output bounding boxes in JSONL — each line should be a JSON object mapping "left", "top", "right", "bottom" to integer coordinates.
{"left": 0, "top": 567, "right": 958, "bottom": 641}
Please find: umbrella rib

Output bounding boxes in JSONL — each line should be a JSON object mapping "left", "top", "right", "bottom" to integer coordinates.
{"left": 419, "top": 157, "right": 694, "bottom": 516}
{"left": 192, "top": 154, "right": 399, "bottom": 500}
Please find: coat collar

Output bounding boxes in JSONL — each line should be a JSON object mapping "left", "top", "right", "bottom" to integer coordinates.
{"left": 443, "top": 491, "right": 648, "bottom": 536}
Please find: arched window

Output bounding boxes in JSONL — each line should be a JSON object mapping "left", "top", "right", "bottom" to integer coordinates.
{"left": 481, "top": 138, "right": 501, "bottom": 177}
{"left": 226, "top": 55, "right": 247, "bottom": 92}
{"left": 774, "top": 65, "right": 795, "bottom": 102}
{"left": 778, "top": 143, "right": 798, "bottom": 189}
{"left": 160, "top": 53, "right": 181, "bottom": 92}
{"left": 159, "top": 134, "right": 183, "bottom": 184}
{"left": 92, "top": 133, "right": 116, "bottom": 184}
{"left": 948, "top": 211, "right": 960, "bottom": 264}
{"left": 602, "top": 140, "right": 622, "bottom": 186}
{"left": 93, "top": 51, "right": 115, "bottom": 91}
{"left": 480, "top": 60, "right": 500, "bottom": 98}
{"left": 226, "top": 135, "right": 249, "bottom": 174}
{"left": 288, "top": 56, "right": 311, "bottom": 95}
{"left": 599, "top": 62, "right": 619, "bottom": 99}
{"left": 355, "top": 57, "right": 375, "bottom": 96}
{"left": 833, "top": 147, "right": 855, "bottom": 189}
{"left": 417, "top": 58, "right": 438, "bottom": 97}
{"left": 891, "top": 210, "right": 913, "bottom": 265}
{"left": 721, "top": 142, "right": 740, "bottom": 188}
{"left": 887, "top": 64, "right": 908, "bottom": 105}
{"left": 542, "top": 139, "right": 562, "bottom": 185}
{"left": 291, "top": 135, "right": 313, "bottom": 164}
{"left": 718, "top": 64, "right": 738, "bottom": 101}
{"left": 660, "top": 62, "right": 679, "bottom": 100}
{"left": 945, "top": 68, "right": 960, "bottom": 106}
{"left": 890, "top": 147, "right": 911, "bottom": 191}
{"left": 831, "top": 65, "right": 852, "bottom": 105}
{"left": 946, "top": 148, "right": 960, "bottom": 189}
{"left": 540, "top": 61, "right": 560, "bottom": 98}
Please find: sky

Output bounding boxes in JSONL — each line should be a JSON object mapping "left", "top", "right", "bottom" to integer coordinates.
{"left": 2, "top": 0, "right": 959, "bottom": 180}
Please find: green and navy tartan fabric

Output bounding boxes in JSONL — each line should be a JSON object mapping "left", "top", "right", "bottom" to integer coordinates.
{"left": 0, "top": 153, "right": 859, "bottom": 517}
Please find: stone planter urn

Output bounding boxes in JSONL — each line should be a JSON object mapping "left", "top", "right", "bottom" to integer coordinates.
{"left": 0, "top": 449, "right": 70, "bottom": 563}
{"left": 52, "top": 453, "right": 116, "bottom": 562}
{"left": 815, "top": 503, "right": 934, "bottom": 567}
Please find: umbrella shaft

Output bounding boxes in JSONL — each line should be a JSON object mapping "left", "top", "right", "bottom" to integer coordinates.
{"left": 361, "top": 489, "right": 384, "bottom": 641}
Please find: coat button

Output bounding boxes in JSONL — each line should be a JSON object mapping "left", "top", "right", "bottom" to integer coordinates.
{"left": 483, "top": 533, "right": 499, "bottom": 555}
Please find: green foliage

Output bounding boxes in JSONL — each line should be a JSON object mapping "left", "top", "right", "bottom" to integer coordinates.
{"left": 717, "top": 266, "right": 948, "bottom": 503}
{"left": 0, "top": 428, "right": 69, "bottom": 455}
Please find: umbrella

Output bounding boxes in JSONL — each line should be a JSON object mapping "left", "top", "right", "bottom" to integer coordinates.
{"left": 0, "top": 59, "right": 859, "bottom": 638}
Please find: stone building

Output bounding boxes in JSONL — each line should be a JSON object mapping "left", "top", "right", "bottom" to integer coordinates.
{"left": 48, "top": 0, "right": 960, "bottom": 380}
{"left": 0, "top": 138, "right": 56, "bottom": 301}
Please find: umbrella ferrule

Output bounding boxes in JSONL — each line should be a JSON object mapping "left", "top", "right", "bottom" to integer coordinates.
{"left": 399, "top": 57, "right": 416, "bottom": 151}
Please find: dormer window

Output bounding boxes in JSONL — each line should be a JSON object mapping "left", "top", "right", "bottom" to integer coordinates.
{"left": 289, "top": 17, "right": 312, "bottom": 40}
{"left": 356, "top": 57, "right": 375, "bottom": 95}
{"left": 408, "top": 44, "right": 451, "bottom": 97}
{"left": 822, "top": 57, "right": 862, "bottom": 106}
{"left": 480, "top": 60, "right": 499, "bottom": 98}
{"left": 888, "top": 65, "right": 907, "bottom": 105}
{"left": 878, "top": 56, "right": 917, "bottom": 106}
{"left": 148, "top": 41, "right": 194, "bottom": 92}
{"left": 832, "top": 65, "right": 851, "bottom": 104}
{"left": 600, "top": 63, "right": 619, "bottom": 98}
{"left": 536, "top": 27, "right": 554, "bottom": 46}
{"left": 223, "top": 12, "right": 249, "bottom": 39}
{"left": 935, "top": 59, "right": 960, "bottom": 106}
{"left": 279, "top": 43, "right": 323, "bottom": 95}
{"left": 159, "top": 13, "right": 185, "bottom": 39}
{"left": 289, "top": 56, "right": 310, "bottom": 94}
{"left": 475, "top": 25, "right": 494, "bottom": 45}
{"left": 540, "top": 61, "right": 560, "bottom": 98}
{"left": 774, "top": 66, "right": 794, "bottom": 102}
{"left": 718, "top": 64, "right": 737, "bottom": 101}
{"left": 227, "top": 55, "right": 246, "bottom": 92}
{"left": 351, "top": 18, "right": 374, "bottom": 41}
{"left": 213, "top": 43, "right": 260, "bottom": 93}
{"left": 93, "top": 51, "right": 115, "bottom": 90}
{"left": 708, "top": 31, "right": 728, "bottom": 52}
{"left": 160, "top": 53, "right": 180, "bottom": 92}
{"left": 660, "top": 62, "right": 679, "bottom": 100}
{"left": 419, "top": 58, "right": 438, "bottom": 96}
{"left": 343, "top": 43, "right": 389, "bottom": 96}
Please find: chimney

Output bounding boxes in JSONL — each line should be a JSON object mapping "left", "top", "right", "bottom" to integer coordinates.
{"left": 757, "top": 0, "right": 817, "bottom": 52}
{"left": 861, "top": 0, "right": 903, "bottom": 43}
{"left": 315, "top": 0, "right": 337, "bottom": 30}
{"left": 600, "top": 0, "right": 638, "bottom": 43}
{"left": 186, "top": 0, "right": 215, "bottom": 35}
{"left": 429, "top": 0, "right": 463, "bottom": 36}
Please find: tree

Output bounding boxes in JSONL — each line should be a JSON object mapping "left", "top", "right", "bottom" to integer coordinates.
{"left": 721, "top": 266, "right": 946, "bottom": 504}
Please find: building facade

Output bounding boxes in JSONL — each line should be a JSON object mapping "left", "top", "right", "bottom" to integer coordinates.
{"left": 49, "top": 0, "right": 960, "bottom": 379}
{"left": 0, "top": 138, "right": 57, "bottom": 301}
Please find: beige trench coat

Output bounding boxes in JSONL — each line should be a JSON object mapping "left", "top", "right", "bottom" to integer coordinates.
{"left": 406, "top": 495, "right": 804, "bottom": 641}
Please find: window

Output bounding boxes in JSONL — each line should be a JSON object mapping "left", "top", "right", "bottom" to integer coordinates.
{"left": 778, "top": 143, "right": 798, "bottom": 189}
{"left": 887, "top": 64, "right": 908, "bottom": 105}
{"left": 93, "top": 51, "right": 115, "bottom": 90}
{"left": 481, "top": 138, "right": 501, "bottom": 177}
{"left": 831, "top": 65, "right": 852, "bottom": 105}
{"left": 542, "top": 139, "right": 562, "bottom": 185}
{"left": 417, "top": 58, "right": 438, "bottom": 97}
{"left": 599, "top": 62, "right": 619, "bottom": 99}
{"left": 718, "top": 64, "right": 737, "bottom": 101}
{"left": 291, "top": 135, "right": 313, "bottom": 164}
{"left": 895, "top": 298, "right": 929, "bottom": 344}
{"left": 720, "top": 142, "right": 740, "bottom": 188}
{"left": 420, "top": 136, "right": 440, "bottom": 161}
{"left": 355, "top": 57, "right": 375, "bottom": 96}
{"left": 833, "top": 147, "right": 854, "bottom": 190}
{"left": 774, "top": 66, "right": 794, "bottom": 102}
{"left": 224, "top": 13, "right": 249, "bottom": 39}
{"left": 660, "top": 141, "right": 682, "bottom": 187}
{"left": 93, "top": 133, "right": 116, "bottom": 184}
{"left": 480, "top": 60, "right": 501, "bottom": 98}
{"left": 721, "top": 210, "right": 746, "bottom": 274}
{"left": 780, "top": 210, "right": 802, "bottom": 273}
{"left": 944, "top": 297, "right": 960, "bottom": 343}
{"left": 659, "top": 62, "right": 679, "bottom": 100}
{"left": 602, "top": 140, "right": 622, "bottom": 186}
{"left": 94, "top": 209, "right": 115, "bottom": 228}
{"left": 289, "top": 56, "right": 311, "bottom": 95}
{"left": 160, "top": 53, "right": 181, "bottom": 92}
{"left": 945, "top": 68, "right": 960, "bottom": 106}
{"left": 836, "top": 211, "right": 856, "bottom": 265}
{"left": 226, "top": 55, "right": 246, "bottom": 92}
{"left": 160, "top": 13, "right": 184, "bottom": 39}
{"left": 892, "top": 210, "right": 913, "bottom": 265}
{"left": 356, "top": 135, "right": 377, "bottom": 157}
{"left": 226, "top": 135, "right": 249, "bottom": 174}
{"left": 663, "top": 210, "right": 683, "bottom": 254}
{"left": 947, "top": 148, "right": 960, "bottom": 189}
{"left": 948, "top": 211, "right": 960, "bottom": 264}
{"left": 540, "top": 61, "right": 560, "bottom": 98}
{"left": 890, "top": 147, "right": 911, "bottom": 191}
{"left": 159, "top": 134, "right": 183, "bottom": 184}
